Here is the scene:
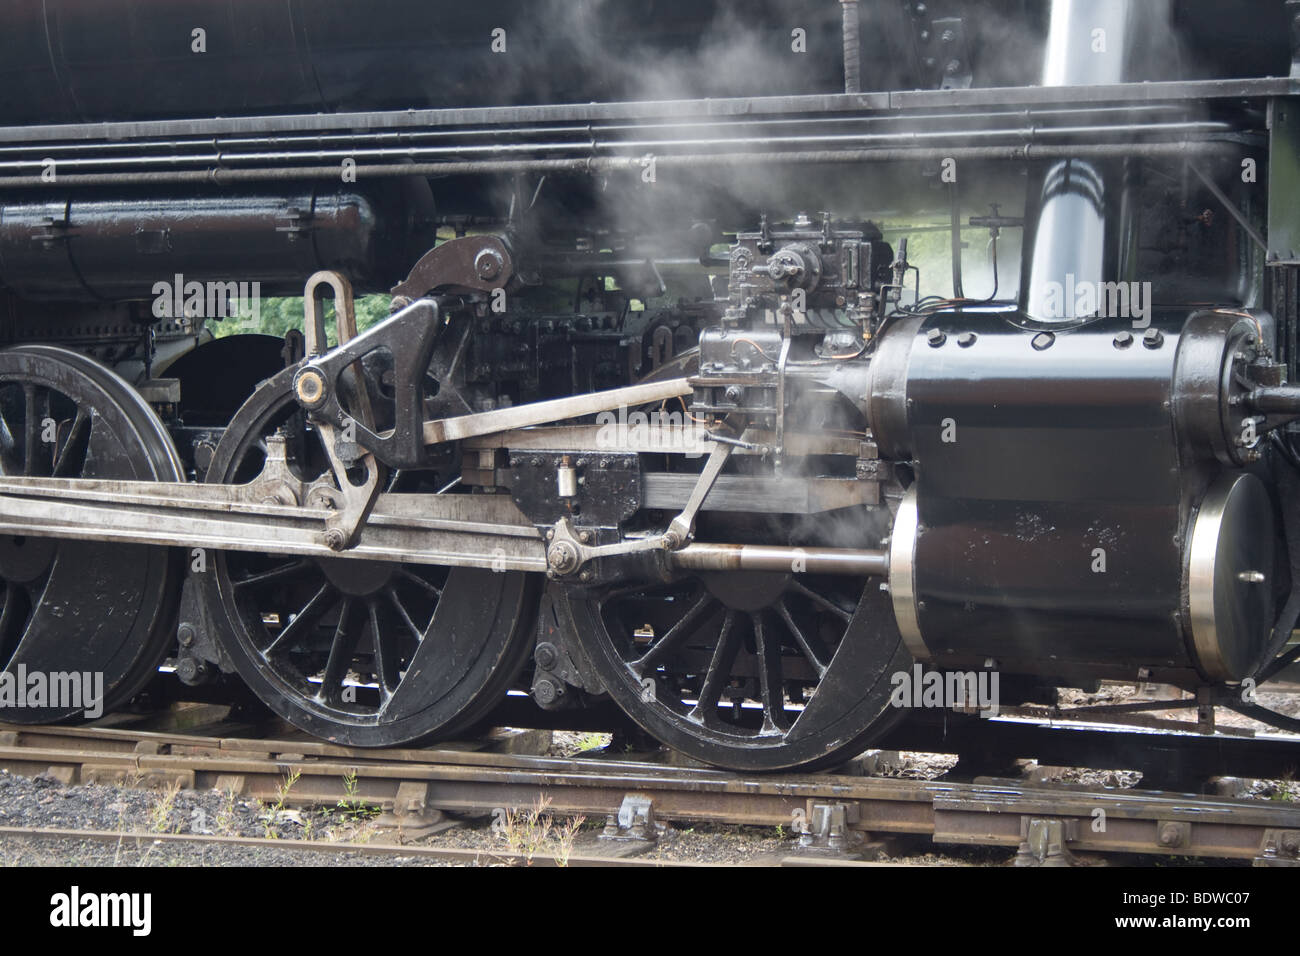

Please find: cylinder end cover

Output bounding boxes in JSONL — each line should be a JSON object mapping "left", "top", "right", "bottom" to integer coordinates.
{"left": 1187, "top": 472, "right": 1276, "bottom": 682}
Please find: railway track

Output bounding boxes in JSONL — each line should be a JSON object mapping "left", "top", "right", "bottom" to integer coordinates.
{"left": 1, "top": 717, "right": 1298, "bottom": 866}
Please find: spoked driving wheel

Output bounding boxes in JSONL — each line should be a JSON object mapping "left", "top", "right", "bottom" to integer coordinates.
{"left": 203, "top": 367, "right": 535, "bottom": 746}
{"left": 563, "top": 566, "right": 910, "bottom": 771}
{"left": 0, "top": 345, "right": 184, "bottom": 722}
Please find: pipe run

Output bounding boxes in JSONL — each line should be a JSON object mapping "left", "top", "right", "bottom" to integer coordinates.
{"left": 841, "top": 0, "right": 861, "bottom": 94}
{"left": 0, "top": 141, "right": 1240, "bottom": 189}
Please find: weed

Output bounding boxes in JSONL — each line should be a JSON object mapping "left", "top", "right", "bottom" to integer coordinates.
{"left": 552, "top": 814, "right": 586, "bottom": 867}
{"left": 148, "top": 781, "right": 183, "bottom": 834}
{"left": 260, "top": 769, "right": 301, "bottom": 839}
{"left": 335, "top": 770, "right": 380, "bottom": 821}
{"left": 495, "top": 796, "right": 586, "bottom": 866}
{"left": 574, "top": 732, "right": 609, "bottom": 753}
{"left": 214, "top": 787, "right": 240, "bottom": 836}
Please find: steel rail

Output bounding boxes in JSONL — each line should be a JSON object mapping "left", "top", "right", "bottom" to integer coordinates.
{"left": 0, "top": 722, "right": 1297, "bottom": 864}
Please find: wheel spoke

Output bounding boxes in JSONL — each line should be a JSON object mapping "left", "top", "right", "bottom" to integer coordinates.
{"left": 753, "top": 612, "right": 790, "bottom": 734}
{"left": 789, "top": 580, "right": 854, "bottom": 624}
{"left": 775, "top": 599, "right": 829, "bottom": 680}
{"left": 263, "top": 584, "right": 334, "bottom": 657}
{"left": 21, "top": 385, "right": 44, "bottom": 476}
{"left": 384, "top": 586, "right": 426, "bottom": 643}
{"left": 234, "top": 560, "right": 312, "bottom": 591}
{"left": 397, "top": 568, "right": 442, "bottom": 599}
{"left": 631, "top": 592, "right": 717, "bottom": 675}
{"left": 318, "top": 599, "right": 362, "bottom": 703}
{"left": 687, "top": 610, "right": 740, "bottom": 724}
{"left": 366, "top": 598, "right": 397, "bottom": 705}
{"left": 51, "top": 408, "right": 90, "bottom": 477}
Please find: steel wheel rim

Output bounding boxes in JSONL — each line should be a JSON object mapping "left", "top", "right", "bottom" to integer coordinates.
{"left": 0, "top": 346, "right": 183, "bottom": 722}
{"left": 565, "top": 569, "right": 910, "bottom": 771}
{"left": 204, "top": 367, "right": 534, "bottom": 746}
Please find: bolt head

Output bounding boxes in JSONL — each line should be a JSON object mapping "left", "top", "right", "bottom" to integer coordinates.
{"left": 1142, "top": 328, "right": 1165, "bottom": 349}
{"left": 474, "top": 248, "right": 504, "bottom": 280}
{"left": 926, "top": 328, "right": 947, "bottom": 347}
{"left": 956, "top": 331, "right": 977, "bottom": 348}
{"left": 324, "top": 528, "right": 347, "bottom": 551}
{"left": 535, "top": 642, "right": 559, "bottom": 670}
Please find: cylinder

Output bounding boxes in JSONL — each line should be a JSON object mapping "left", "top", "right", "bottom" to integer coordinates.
{"left": 872, "top": 308, "right": 1278, "bottom": 685}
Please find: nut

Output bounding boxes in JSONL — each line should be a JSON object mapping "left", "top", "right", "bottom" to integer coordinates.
{"left": 474, "top": 247, "right": 505, "bottom": 281}
{"left": 534, "top": 642, "right": 559, "bottom": 670}
{"left": 547, "top": 541, "right": 580, "bottom": 574}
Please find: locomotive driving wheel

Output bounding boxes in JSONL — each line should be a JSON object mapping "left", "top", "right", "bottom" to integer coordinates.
{"left": 0, "top": 346, "right": 185, "bottom": 722}
{"left": 203, "top": 367, "right": 535, "bottom": 746}
{"left": 562, "top": 561, "right": 911, "bottom": 772}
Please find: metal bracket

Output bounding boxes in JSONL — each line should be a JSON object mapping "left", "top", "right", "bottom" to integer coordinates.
{"left": 315, "top": 420, "right": 383, "bottom": 551}
{"left": 1014, "top": 817, "right": 1079, "bottom": 867}
{"left": 374, "top": 781, "right": 450, "bottom": 839}
{"left": 391, "top": 234, "right": 514, "bottom": 299}
{"left": 542, "top": 428, "right": 740, "bottom": 577}
{"left": 796, "top": 801, "right": 866, "bottom": 856}
{"left": 601, "top": 794, "right": 659, "bottom": 843}
{"left": 1256, "top": 828, "right": 1300, "bottom": 866}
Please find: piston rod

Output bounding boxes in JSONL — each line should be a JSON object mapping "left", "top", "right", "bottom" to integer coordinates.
{"left": 669, "top": 543, "right": 888, "bottom": 575}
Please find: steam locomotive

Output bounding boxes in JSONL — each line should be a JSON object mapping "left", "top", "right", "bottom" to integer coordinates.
{"left": 0, "top": 0, "right": 1298, "bottom": 771}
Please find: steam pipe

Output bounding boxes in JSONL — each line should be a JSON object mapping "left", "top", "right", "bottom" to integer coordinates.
{"left": 0, "top": 142, "right": 1239, "bottom": 189}
{"left": 0, "top": 119, "right": 1232, "bottom": 175}
{"left": 1022, "top": 0, "right": 1138, "bottom": 323}
{"left": 841, "top": 0, "right": 862, "bottom": 94}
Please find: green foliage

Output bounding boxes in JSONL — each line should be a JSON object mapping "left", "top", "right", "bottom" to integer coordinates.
{"left": 211, "top": 294, "right": 392, "bottom": 343}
